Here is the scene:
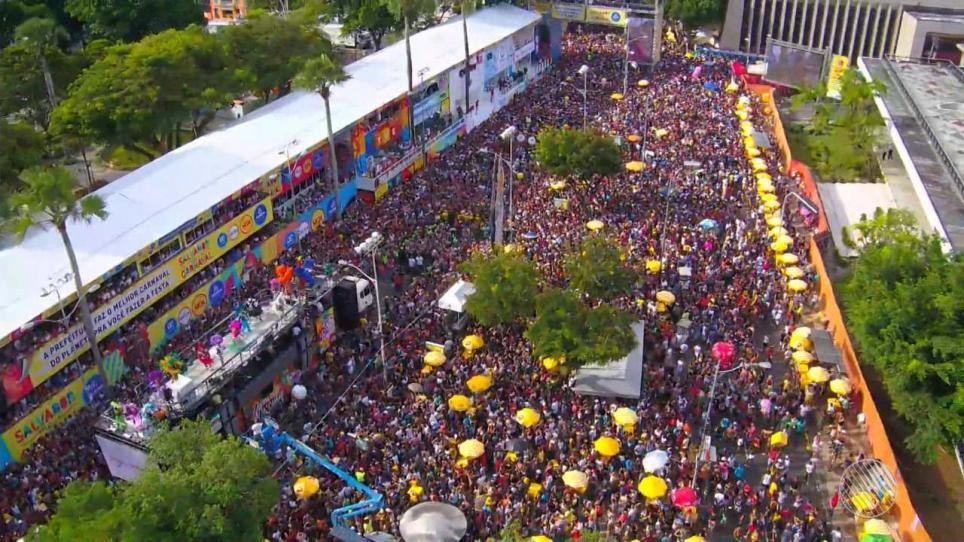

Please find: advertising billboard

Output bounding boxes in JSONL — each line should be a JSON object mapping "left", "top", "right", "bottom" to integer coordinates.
{"left": 765, "top": 40, "right": 827, "bottom": 89}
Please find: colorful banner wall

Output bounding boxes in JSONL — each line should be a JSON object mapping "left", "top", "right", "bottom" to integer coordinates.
{"left": 8, "top": 200, "right": 274, "bottom": 402}
{"left": 315, "top": 307, "right": 336, "bottom": 352}
{"left": 427, "top": 119, "right": 467, "bottom": 160}
{"left": 825, "top": 55, "right": 850, "bottom": 100}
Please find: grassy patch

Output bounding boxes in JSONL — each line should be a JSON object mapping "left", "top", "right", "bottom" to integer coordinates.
{"left": 102, "top": 145, "right": 151, "bottom": 170}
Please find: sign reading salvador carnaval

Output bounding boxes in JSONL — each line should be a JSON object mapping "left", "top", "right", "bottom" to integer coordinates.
{"left": 19, "top": 199, "right": 273, "bottom": 397}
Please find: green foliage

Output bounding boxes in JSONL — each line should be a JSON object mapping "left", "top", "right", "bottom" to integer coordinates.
{"left": 842, "top": 214, "right": 963, "bottom": 463}
{"left": 790, "top": 68, "right": 886, "bottom": 182}
{"left": 0, "top": 120, "right": 46, "bottom": 191}
{"left": 65, "top": 0, "right": 203, "bottom": 42}
{"left": 222, "top": 15, "right": 328, "bottom": 102}
{"left": 52, "top": 26, "right": 249, "bottom": 157}
{"left": 458, "top": 250, "right": 539, "bottom": 326}
{"left": 564, "top": 235, "right": 634, "bottom": 300}
{"left": 32, "top": 419, "right": 279, "bottom": 542}
{"left": 664, "top": 0, "right": 724, "bottom": 27}
{"left": 525, "top": 289, "right": 637, "bottom": 369}
{"left": 382, "top": 0, "right": 437, "bottom": 22}
{"left": 535, "top": 127, "right": 621, "bottom": 180}
{"left": 3, "top": 165, "right": 107, "bottom": 238}
{"left": 292, "top": 53, "right": 350, "bottom": 100}
{"left": 325, "top": 0, "right": 398, "bottom": 50}
{"left": 842, "top": 207, "right": 920, "bottom": 251}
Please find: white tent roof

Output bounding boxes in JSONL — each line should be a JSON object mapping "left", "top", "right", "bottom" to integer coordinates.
{"left": 816, "top": 182, "right": 897, "bottom": 258}
{"left": 572, "top": 322, "right": 646, "bottom": 399}
{"left": 0, "top": 5, "right": 539, "bottom": 341}
{"left": 437, "top": 280, "right": 476, "bottom": 313}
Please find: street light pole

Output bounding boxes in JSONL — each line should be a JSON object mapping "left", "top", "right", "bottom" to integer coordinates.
{"left": 578, "top": 64, "right": 589, "bottom": 130}
{"left": 691, "top": 361, "right": 772, "bottom": 486}
{"left": 345, "top": 231, "right": 386, "bottom": 379}
{"left": 500, "top": 126, "right": 518, "bottom": 241}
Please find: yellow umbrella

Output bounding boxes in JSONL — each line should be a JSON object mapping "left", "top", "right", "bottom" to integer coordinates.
{"left": 807, "top": 366, "right": 830, "bottom": 383}
{"left": 763, "top": 200, "right": 781, "bottom": 212}
{"left": 612, "top": 407, "right": 639, "bottom": 426}
{"left": 448, "top": 394, "right": 472, "bottom": 412}
{"left": 751, "top": 158, "right": 768, "bottom": 172}
{"left": 769, "top": 225, "right": 788, "bottom": 238}
{"left": 740, "top": 121, "right": 754, "bottom": 132}
{"left": 784, "top": 266, "right": 804, "bottom": 279}
{"left": 531, "top": 536, "right": 553, "bottom": 542}
{"left": 515, "top": 407, "right": 541, "bottom": 428}
{"left": 645, "top": 259, "right": 662, "bottom": 274}
{"left": 624, "top": 161, "right": 645, "bottom": 172}
{"left": 424, "top": 351, "right": 447, "bottom": 367}
{"left": 466, "top": 374, "right": 493, "bottom": 393}
{"left": 756, "top": 172, "right": 772, "bottom": 183}
{"left": 542, "top": 357, "right": 559, "bottom": 371}
{"left": 829, "top": 378, "right": 851, "bottom": 395}
{"left": 743, "top": 135, "right": 756, "bottom": 147}
{"left": 769, "top": 431, "right": 789, "bottom": 448}
{"left": 779, "top": 253, "right": 799, "bottom": 265}
{"left": 770, "top": 240, "right": 789, "bottom": 253}
{"left": 789, "top": 335, "right": 813, "bottom": 351}
{"left": 787, "top": 279, "right": 808, "bottom": 292}
{"left": 527, "top": 482, "right": 543, "bottom": 498}
{"left": 593, "top": 436, "right": 621, "bottom": 457}
{"left": 626, "top": 134, "right": 642, "bottom": 143}
{"left": 462, "top": 334, "right": 484, "bottom": 350}
{"left": 550, "top": 180, "right": 567, "bottom": 191}
{"left": 735, "top": 109, "right": 749, "bottom": 121}
{"left": 586, "top": 219, "right": 605, "bottom": 232}
{"left": 791, "top": 326, "right": 812, "bottom": 339}
{"left": 293, "top": 476, "right": 320, "bottom": 499}
{"left": 791, "top": 350, "right": 815, "bottom": 363}
{"left": 458, "top": 438, "right": 485, "bottom": 459}
{"left": 611, "top": 92, "right": 624, "bottom": 101}
{"left": 758, "top": 181, "right": 775, "bottom": 194}
{"left": 760, "top": 193, "right": 778, "bottom": 203}
{"left": 725, "top": 79, "right": 740, "bottom": 93}
{"left": 637, "top": 79, "right": 650, "bottom": 88}
{"left": 686, "top": 537, "right": 707, "bottom": 542}
{"left": 654, "top": 128, "right": 669, "bottom": 138}
{"left": 637, "top": 475, "right": 668, "bottom": 499}
{"left": 655, "top": 290, "right": 676, "bottom": 305}
{"left": 776, "top": 234, "right": 794, "bottom": 246}
{"left": 851, "top": 492, "right": 879, "bottom": 513}
{"left": 766, "top": 216, "right": 784, "bottom": 228}
{"left": 746, "top": 148, "right": 761, "bottom": 159}
{"left": 562, "top": 469, "right": 589, "bottom": 490}
{"left": 863, "top": 519, "right": 891, "bottom": 536}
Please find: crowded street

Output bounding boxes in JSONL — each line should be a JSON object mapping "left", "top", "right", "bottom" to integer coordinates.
{"left": 1, "top": 27, "right": 851, "bottom": 542}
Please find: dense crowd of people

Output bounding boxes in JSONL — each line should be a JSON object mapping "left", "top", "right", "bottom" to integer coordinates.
{"left": 1, "top": 26, "right": 855, "bottom": 542}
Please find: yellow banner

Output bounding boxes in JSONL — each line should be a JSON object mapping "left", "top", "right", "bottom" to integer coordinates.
{"left": 3, "top": 367, "right": 99, "bottom": 461}
{"left": 551, "top": 4, "right": 586, "bottom": 21}
{"left": 585, "top": 7, "right": 627, "bottom": 27}
{"left": 532, "top": 1, "right": 552, "bottom": 13}
{"left": 28, "top": 199, "right": 274, "bottom": 387}
{"left": 826, "top": 55, "right": 850, "bottom": 100}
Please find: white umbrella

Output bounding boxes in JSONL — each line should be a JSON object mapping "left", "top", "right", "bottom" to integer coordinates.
{"left": 643, "top": 449, "right": 670, "bottom": 473}
{"left": 399, "top": 502, "right": 467, "bottom": 542}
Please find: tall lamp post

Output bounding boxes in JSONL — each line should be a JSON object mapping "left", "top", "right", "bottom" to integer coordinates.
{"left": 340, "top": 231, "right": 386, "bottom": 378}
{"left": 577, "top": 64, "right": 590, "bottom": 129}
{"left": 691, "top": 361, "right": 772, "bottom": 486}
{"left": 499, "top": 126, "right": 518, "bottom": 238}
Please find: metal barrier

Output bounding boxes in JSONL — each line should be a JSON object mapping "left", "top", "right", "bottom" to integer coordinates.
{"left": 882, "top": 56, "right": 964, "bottom": 199}
{"left": 694, "top": 45, "right": 765, "bottom": 64}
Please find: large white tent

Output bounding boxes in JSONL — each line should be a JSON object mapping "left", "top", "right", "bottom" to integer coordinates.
{"left": 0, "top": 5, "right": 540, "bottom": 341}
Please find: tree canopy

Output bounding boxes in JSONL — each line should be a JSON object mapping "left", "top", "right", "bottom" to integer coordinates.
{"left": 789, "top": 68, "right": 886, "bottom": 182}
{"left": 325, "top": 0, "right": 398, "bottom": 51}
{"left": 33, "top": 418, "right": 279, "bottom": 542}
{"left": 458, "top": 250, "right": 540, "bottom": 326}
{"left": 64, "top": 0, "right": 203, "bottom": 42}
{"left": 841, "top": 213, "right": 963, "bottom": 463}
{"left": 535, "top": 127, "right": 622, "bottom": 180}
{"left": 564, "top": 235, "right": 634, "bottom": 300}
{"left": 0, "top": 120, "right": 46, "bottom": 192}
{"left": 664, "top": 0, "right": 724, "bottom": 28}
{"left": 525, "top": 289, "right": 637, "bottom": 370}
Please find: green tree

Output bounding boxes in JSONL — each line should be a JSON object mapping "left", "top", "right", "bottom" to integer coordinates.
{"left": 842, "top": 207, "right": 920, "bottom": 251}
{"left": 790, "top": 68, "right": 886, "bottom": 182}
{"left": 664, "top": 0, "right": 724, "bottom": 27}
{"left": 2, "top": 166, "right": 109, "bottom": 386}
{"left": 222, "top": 13, "right": 328, "bottom": 103}
{"left": 324, "top": 0, "right": 398, "bottom": 51}
{"left": 535, "top": 127, "right": 621, "bottom": 180}
{"left": 14, "top": 17, "right": 67, "bottom": 111}
{"left": 525, "top": 289, "right": 637, "bottom": 369}
{"left": 842, "top": 214, "right": 963, "bottom": 463}
{"left": 65, "top": 0, "right": 203, "bottom": 42}
{"left": 33, "top": 419, "right": 279, "bottom": 542}
{"left": 383, "top": 0, "right": 436, "bottom": 92}
{"left": 293, "top": 53, "right": 350, "bottom": 211}
{"left": 459, "top": 250, "right": 539, "bottom": 326}
{"left": 564, "top": 235, "right": 634, "bottom": 300}
{"left": 0, "top": 120, "right": 46, "bottom": 191}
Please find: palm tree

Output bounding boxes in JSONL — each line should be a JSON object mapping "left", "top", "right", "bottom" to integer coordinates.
{"left": 293, "top": 54, "right": 350, "bottom": 215}
{"left": 385, "top": 0, "right": 436, "bottom": 93}
{"left": 3, "top": 166, "right": 110, "bottom": 386}
{"left": 458, "top": 0, "right": 475, "bottom": 116}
